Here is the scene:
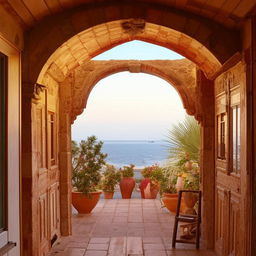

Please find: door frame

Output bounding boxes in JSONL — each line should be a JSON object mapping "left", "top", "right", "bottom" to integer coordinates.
{"left": 0, "top": 35, "right": 21, "bottom": 256}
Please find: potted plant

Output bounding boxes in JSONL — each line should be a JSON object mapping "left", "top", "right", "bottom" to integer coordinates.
{"left": 182, "top": 163, "right": 200, "bottom": 214}
{"left": 160, "top": 167, "right": 186, "bottom": 213}
{"left": 101, "top": 164, "right": 121, "bottom": 199}
{"left": 71, "top": 136, "right": 107, "bottom": 213}
{"left": 163, "top": 115, "right": 200, "bottom": 214}
{"left": 139, "top": 166, "right": 152, "bottom": 198}
{"left": 119, "top": 164, "right": 135, "bottom": 199}
{"left": 141, "top": 165, "right": 164, "bottom": 199}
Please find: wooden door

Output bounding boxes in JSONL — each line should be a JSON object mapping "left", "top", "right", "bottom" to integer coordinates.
{"left": 215, "top": 72, "right": 242, "bottom": 256}
{"left": 35, "top": 85, "right": 60, "bottom": 256}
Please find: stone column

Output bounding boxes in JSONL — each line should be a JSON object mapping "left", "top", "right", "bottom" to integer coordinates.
{"left": 59, "top": 79, "right": 72, "bottom": 236}
{"left": 196, "top": 70, "right": 215, "bottom": 249}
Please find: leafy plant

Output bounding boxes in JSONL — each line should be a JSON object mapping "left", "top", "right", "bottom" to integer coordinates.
{"left": 101, "top": 165, "right": 121, "bottom": 192}
{"left": 72, "top": 136, "right": 107, "bottom": 195}
{"left": 141, "top": 165, "right": 165, "bottom": 188}
{"left": 182, "top": 164, "right": 200, "bottom": 190}
{"left": 120, "top": 164, "right": 135, "bottom": 178}
{"left": 160, "top": 166, "right": 178, "bottom": 194}
{"left": 166, "top": 115, "right": 200, "bottom": 164}
{"left": 164, "top": 115, "right": 201, "bottom": 192}
{"left": 150, "top": 166, "right": 164, "bottom": 186}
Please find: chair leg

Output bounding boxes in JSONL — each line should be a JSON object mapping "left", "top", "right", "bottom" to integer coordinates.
{"left": 196, "top": 191, "right": 202, "bottom": 249}
{"left": 196, "top": 220, "right": 200, "bottom": 249}
{"left": 172, "top": 217, "right": 178, "bottom": 248}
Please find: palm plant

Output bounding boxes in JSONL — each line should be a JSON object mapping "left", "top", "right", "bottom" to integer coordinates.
{"left": 166, "top": 115, "right": 200, "bottom": 165}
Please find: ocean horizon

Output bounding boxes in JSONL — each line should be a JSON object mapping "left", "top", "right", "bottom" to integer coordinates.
{"left": 101, "top": 139, "right": 169, "bottom": 169}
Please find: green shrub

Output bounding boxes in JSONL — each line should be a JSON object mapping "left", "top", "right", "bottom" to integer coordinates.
{"left": 120, "top": 164, "right": 135, "bottom": 178}
{"left": 72, "top": 136, "right": 107, "bottom": 195}
{"left": 101, "top": 165, "right": 121, "bottom": 192}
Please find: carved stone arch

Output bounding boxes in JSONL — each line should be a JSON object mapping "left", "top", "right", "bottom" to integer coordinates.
{"left": 23, "top": 1, "right": 241, "bottom": 85}
{"left": 62, "top": 59, "right": 197, "bottom": 123}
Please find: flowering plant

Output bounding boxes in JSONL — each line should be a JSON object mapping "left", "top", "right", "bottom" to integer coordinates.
{"left": 180, "top": 161, "right": 200, "bottom": 190}
{"left": 141, "top": 165, "right": 155, "bottom": 178}
{"left": 160, "top": 166, "right": 178, "bottom": 194}
{"left": 141, "top": 165, "right": 164, "bottom": 188}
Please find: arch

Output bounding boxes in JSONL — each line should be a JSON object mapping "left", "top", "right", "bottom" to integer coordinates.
{"left": 23, "top": 2, "right": 240, "bottom": 84}
{"left": 59, "top": 59, "right": 197, "bottom": 123}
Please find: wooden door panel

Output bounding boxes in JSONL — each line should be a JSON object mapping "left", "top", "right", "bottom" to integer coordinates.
{"left": 228, "top": 193, "right": 240, "bottom": 256}
{"left": 215, "top": 186, "right": 230, "bottom": 255}
{"left": 49, "top": 183, "right": 60, "bottom": 240}
{"left": 216, "top": 172, "right": 240, "bottom": 193}
{"left": 38, "top": 193, "right": 48, "bottom": 253}
{"left": 215, "top": 187, "right": 224, "bottom": 254}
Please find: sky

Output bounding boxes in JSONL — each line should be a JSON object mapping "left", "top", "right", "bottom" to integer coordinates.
{"left": 72, "top": 40, "right": 186, "bottom": 141}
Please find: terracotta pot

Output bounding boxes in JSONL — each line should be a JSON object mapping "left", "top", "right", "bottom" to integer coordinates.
{"left": 162, "top": 193, "right": 185, "bottom": 214}
{"left": 72, "top": 191, "right": 101, "bottom": 214}
{"left": 103, "top": 191, "right": 114, "bottom": 199}
{"left": 139, "top": 178, "right": 150, "bottom": 198}
{"left": 183, "top": 192, "right": 198, "bottom": 214}
{"left": 144, "top": 182, "right": 159, "bottom": 199}
{"left": 119, "top": 177, "right": 135, "bottom": 199}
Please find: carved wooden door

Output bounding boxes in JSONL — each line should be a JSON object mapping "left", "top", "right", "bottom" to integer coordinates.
{"left": 35, "top": 85, "right": 60, "bottom": 256}
{"left": 215, "top": 71, "right": 242, "bottom": 256}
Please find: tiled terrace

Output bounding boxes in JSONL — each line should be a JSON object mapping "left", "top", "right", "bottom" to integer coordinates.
{"left": 49, "top": 199, "right": 216, "bottom": 256}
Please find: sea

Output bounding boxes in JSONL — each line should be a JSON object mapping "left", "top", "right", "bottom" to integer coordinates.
{"left": 102, "top": 140, "right": 169, "bottom": 179}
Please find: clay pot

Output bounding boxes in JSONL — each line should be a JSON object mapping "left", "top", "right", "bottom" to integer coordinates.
{"left": 72, "top": 191, "right": 101, "bottom": 214}
{"left": 103, "top": 191, "right": 114, "bottom": 199}
{"left": 119, "top": 177, "right": 135, "bottom": 199}
{"left": 162, "top": 193, "right": 185, "bottom": 214}
{"left": 144, "top": 182, "right": 159, "bottom": 199}
{"left": 139, "top": 178, "right": 150, "bottom": 198}
{"left": 183, "top": 192, "right": 198, "bottom": 214}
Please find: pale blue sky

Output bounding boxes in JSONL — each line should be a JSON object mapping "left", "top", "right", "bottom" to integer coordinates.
{"left": 93, "top": 40, "right": 184, "bottom": 60}
{"left": 72, "top": 40, "right": 186, "bottom": 141}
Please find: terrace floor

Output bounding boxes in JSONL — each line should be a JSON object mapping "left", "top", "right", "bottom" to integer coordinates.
{"left": 48, "top": 199, "right": 216, "bottom": 256}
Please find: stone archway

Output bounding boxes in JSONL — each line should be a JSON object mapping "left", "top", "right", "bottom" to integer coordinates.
{"left": 22, "top": 8, "right": 226, "bottom": 255}
{"left": 57, "top": 58, "right": 215, "bottom": 251}
{"left": 35, "top": 20, "right": 222, "bottom": 84}
{"left": 60, "top": 59, "right": 198, "bottom": 123}
{"left": 1, "top": 0, "right": 250, "bottom": 254}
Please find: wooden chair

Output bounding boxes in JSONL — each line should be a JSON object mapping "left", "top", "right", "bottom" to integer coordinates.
{"left": 172, "top": 190, "right": 202, "bottom": 249}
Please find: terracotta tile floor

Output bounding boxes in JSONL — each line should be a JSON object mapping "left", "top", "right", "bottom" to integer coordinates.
{"left": 48, "top": 199, "right": 216, "bottom": 256}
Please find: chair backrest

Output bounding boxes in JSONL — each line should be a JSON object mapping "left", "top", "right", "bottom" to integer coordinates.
{"left": 177, "top": 190, "right": 202, "bottom": 219}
